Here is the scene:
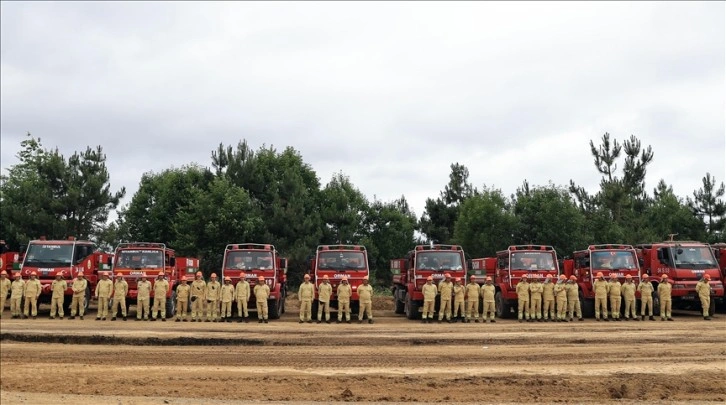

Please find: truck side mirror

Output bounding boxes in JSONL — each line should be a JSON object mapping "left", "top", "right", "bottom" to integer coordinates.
{"left": 19, "top": 245, "right": 27, "bottom": 255}
{"left": 583, "top": 259, "right": 590, "bottom": 268}
{"left": 638, "top": 258, "right": 644, "bottom": 267}
{"left": 169, "top": 257, "right": 176, "bottom": 267}
{"left": 279, "top": 258, "right": 287, "bottom": 269}
{"left": 107, "top": 257, "right": 113, "bottom": 267}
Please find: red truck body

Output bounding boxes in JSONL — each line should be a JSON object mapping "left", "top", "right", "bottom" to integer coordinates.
{"left": 111, "top": 242, "right": 200, "bottom": 318}
{"left": 19, "top": 237, "right": 112, "bottom": 309}
{"left": 308, "top": 245, "right": 370, "bottom": 315}
{"left": 562, "top": 244, "right": 641, "bottom": 317}
{"left": 471, "top": 245, "right": 559, "bottom": 319}
{"left": 636, "top": 241, "right": 723, "bottom": 316}
{"left": 391, "top": 244, "right": 467, "bottom": 320}
{"left": 221, "top": 243, "right": 288, "bottom": 319}
{"left": 712, "top": 243, "right": 726, "bottom": 308}
{"left": 0, "top": 240, "right": 20, "bottom": 274}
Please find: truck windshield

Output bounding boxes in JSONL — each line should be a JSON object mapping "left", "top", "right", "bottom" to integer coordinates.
{"left": 511, "top": 252, "right": 556, "bottom": 271}
{"left": 225, "top": 251, "right": 274, "bottom": 270}
{"left": 115, "top": 250, "right": 164, "bottom": 269}
{"left": 318, "top": 251, "right": 366, "bottom": 270}
{"left": 23, "top": 244, "right": 73, "bottom": 267}
{"left": 591, "top": 251, "right": 637, "bottom": 269}
{"left": 671, "top": 246, "right": 717, "bottom": 269}
{"left": 415, "top": 252, "right": 463, "bottom": 271}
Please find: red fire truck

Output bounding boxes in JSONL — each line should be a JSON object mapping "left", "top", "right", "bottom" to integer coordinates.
{"left": 19, "top": 236, "right": 112, "bottom": 310}
{"left": 391, "top": 245, "right": 468, "bottom": 320}
{"left": 220, "top": 243, "right": 288, "bottom": 319}
{"left": 471, "top": 245, "right": 559, "bottom": 319}
{"left": 110, "top": 242, "right": 200, "bottom": 318}
{"left": 636, "top": 240, "right": 723, "bottom": 316}
{"left": 562, "top": 244, "right": 641, "bottom": 317}
{"left": 309, "top": 245, "right": 370, "bottom": 316}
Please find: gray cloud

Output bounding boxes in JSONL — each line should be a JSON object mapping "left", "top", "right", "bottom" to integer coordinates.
{"left": 2, "top": 2, "right": 723, "bottom": 219}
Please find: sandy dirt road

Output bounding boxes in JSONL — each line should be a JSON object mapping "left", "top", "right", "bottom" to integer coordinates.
{"left": 1, "top": 301, "right": 725, "bottom": 404}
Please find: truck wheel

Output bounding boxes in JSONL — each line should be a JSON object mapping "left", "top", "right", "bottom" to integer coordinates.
{"left": 404, "top": 293, "right": 420, "bottom": 320}
{"left": 83, "top": 286, "right": 91, "bottom": 311}
{"left": 268, "top": 298, "right": 281, "bottom": 319}
{"left": 394, "top": 289, "right": 405, "bottom": 314}
{"left": 652, "top": 292, "right": 660, "bottom": 316}
{"left": 580, "top": 292, "right": 594, "bottom": 318}
{"left": 165, "top": 291, "right": 176, "bottom": 318}
{"left": 495, "top": 292, "right": 512, "bottom": 319}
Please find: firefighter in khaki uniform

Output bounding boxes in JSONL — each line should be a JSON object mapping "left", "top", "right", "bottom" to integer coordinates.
{"left": 695, "top": 274, "right": 712, "bottom": 320}
{"left": 465, "top": 275, "right": 480, "bottom": 323}
{"left": 437, "top": 274, "right": 454, "bottom": 323}
{"left": 358, "top": 276, "right": 374, "bottom": 324}
{"left": 0, "top": 271, "right": 11, "bottom": 318}
{"left": 235, "top": 273, "right": 250, "bottom": 322}
{"left": 529, "top": 276, "right": 543, "bottom": 321}
{"left": 151, "top": 272, "right": 169, "bottom": 321}
{"left": 554, "top": 275, "right": 568, "bottom": 322}
{"left": 220, "top": 277, "right": 235, "bottom": 322}
{"left": 480, "top": 276, "right": 496, "bottom": 323}
{"left": 421, "top": 276, "right": 437, "bottom": 323}
{"left": 298, "top": 274, "right": 315, "bottom": 323}
{"left": 516, "top": 274, "right": 530, "bottom": 322}
{"left": 253, "top": 276, "right": 270, "bottom": 323}
{"left": 175, "top": 276, "right": 190, "bottom": 322}
{"left": 336, "top": 277, "right": 352, "bottom": 323}
{"left": 94, "top": 272, "right": 113, "bottom": 321}
{"left": 638, "top": 274, "right": 655, "bottom": 321}
{"left": 565, "top": 275, "right": 583, "bottom": 321}
{"left": 452, "top": 278, "right": 465, "bottom": 322}
{"left": 70, "top": 272, "right": 88, "bottom": 320}
{"left": 49, "top": 272, "right": 67, "bottom": 319}
{"left": 621, "top": 274, "right": 638, "bottom": 321}
{"left": 542, "top": 275, "right": 555, "bottom": 321}
{"left": 111, "top": 272, "right": 129, "bottom": 321}
{"left": 10, "top": 273, "right": 25, "bottom": 318}
{"left": 658, "top": 274, "right": 673, "bottom": 321}
{"left": 608, "top": 274, "right": 622, "bottom": 320}
{"left": 317, "top": 275, "right": 333, "bottom": 323}
{"left": 23, "top": 271, "right": 41, "bottom": 319}
{"left": 205, "top": 273, "right": 221, "bottom": 322}
{"left": 190, "top": 272, "right": 206, "bottom": 322}
{"left": 593, "top": 272, "right": 610, "bottom": 321}
{"left": 136, "top": 274, "right": 152, "bottom": 321}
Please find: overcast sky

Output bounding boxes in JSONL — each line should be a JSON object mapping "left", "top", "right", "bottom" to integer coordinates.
{"left": 2, "top": 2, "right": 724, "bottom": 219}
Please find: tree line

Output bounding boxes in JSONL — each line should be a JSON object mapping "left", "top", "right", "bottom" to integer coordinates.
{"left": 1, "top": 132, "right": 724, "bottom": 285}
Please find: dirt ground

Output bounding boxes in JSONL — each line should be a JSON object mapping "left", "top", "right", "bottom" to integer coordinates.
{"left": 1, "top": 297, "right": 725, "bottom": 404}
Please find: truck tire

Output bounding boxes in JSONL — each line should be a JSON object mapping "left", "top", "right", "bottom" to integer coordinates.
{"left": 268, "top": 298, "right": 281, "bottom": 319}
{"left": 404, "top": 293, "right": 420, "bottom": 320}
{"left": 495, "top": 291, "right": 512, "bottom": 319}
{"left": 652, "top": 291, "right": 660, "bottom": 316}
{"left": 83, "top": 286, "right": 91, "bottom": 311}
{"left": 580, "top": 292, "right": 594, "bottom": 318}
{"left": 165, "top": 290, "right": 176, "bottom": 318}
{"left": 394, "top": 289, "right": 405, "bottom": 314}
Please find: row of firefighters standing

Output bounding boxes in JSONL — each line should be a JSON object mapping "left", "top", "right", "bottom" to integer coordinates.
{"left": 296, "top": 274, "right": 375, "bottom": 324}
{"left": 0, "top": 270, "right": 273, "bottom": 323}
{"left": 417, "top": 272, "right": 715, "bottom": 323}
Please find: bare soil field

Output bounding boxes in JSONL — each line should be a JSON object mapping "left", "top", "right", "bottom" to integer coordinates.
{"left": 1, "top": 297, "right": 725, "bottom": 404}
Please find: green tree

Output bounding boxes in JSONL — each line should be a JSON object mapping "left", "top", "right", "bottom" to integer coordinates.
{"left": 513, "top": 182, "right": 587, "bottom": 257}
{"left": 688, "top": 173, "right": 726, "bottom": 239}
{"left": 0, "top": 133, "right": 125, "bottom": 246}
{"left": 453, "top": 187, "right": 516, "bottom": 259}
{"left": 320, "top": 172, "right": 369, "bottom": 244}
{"left": 420, "top": 163, "right": 476, "bottom": 243}
{"left": 649, "top": 180, "right": 706, "bottom": 241}
{"left": 361, "top": 196, "right": 418, "bottom": 282}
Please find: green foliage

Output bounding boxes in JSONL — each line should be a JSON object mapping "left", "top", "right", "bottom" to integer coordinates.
{"left": 688, "top": 173, "right": 726, "bottom": 239}
{"left": 320, "top": 172, "right": 369, "bottom": 244}
{"left": 1, "top": 133, "right": 125, "bottom": 247}
{"left": 648, "top": 180, "right": 706, "bottom": 241}
{"left": 420, "top": 163, "right": 476, "bottom": 244}
{"left": 453, "top": 187, "right": 516, "bottom": 258}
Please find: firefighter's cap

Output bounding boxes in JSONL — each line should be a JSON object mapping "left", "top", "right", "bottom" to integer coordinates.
{"left": 426, "top": 276, "right": 433, "bottom": 281}
{"left": 116, "top": 272, "right": 123, "bottom": 277}
{"left": 521, "top": 274, "right": 528, "bottom": 278}
{"left": 445, "top": 273, "right": 451, "bottom": 278}
{"left": 224, "top": 276, "right": 231, "bottom": 282}
{"left": 610, "top": 273, "right": 617, "bottom": 278}
{"left": 569, "top": 275, "right": 577, "bottom": 280}
{"left": 559, "top": 275, "right": 566, "bottom": 280}
{"left": 195, "top": 271, "right": 203, "bottom": 277}
{"left": 157, "top": 271, "right": 164, "bottom": 276}
{"left": 77, "top": 271, "right": 85, "bottom": 277}
{"left": 210, "top": 273, "right": 217, "bottom": 278}
{"left": 0, "top": 270, "right": 7, "bottom": 276}
{"left": 642, "top": 274, "right": 649, "bottom": 278}
{"left": 341, "top": 276, "right": 348, "bottom": 281}
{"left": 485, "top": 276, "right": 492, "bottom": 281}
{"left": 455, "top": 277, "right": 461, "bottom": 282}
{"left": 258, "top": 276, "right": 264, "bottom": 281}
{"left": 363, "top": 276, "right": 369, "bottom": 280}
{"left": 239, "top": 272, "right": 246, "bottom": 278}
{"left": 625, "top": 274, "right": 632, "bottom": 279}
{"left": 596, "top": 272, "right": 604, "bottom": 278}
{"left": 323, "top": 275, "right": 329, "bottom": 280}
{"left": 545, "top": 274, "right": 553, "bottom": 278}
{"left": 304, "top": 274, "right": 311, "bottom": 279}
{"left": 181, "top": 276, "right": 188, "bottom": 281}
{"left": 661, "top": 274, "right": 668, "bottom": 279}
{"left": 30, "top": 271, "right": 37, "bottom": 276}
{"left": 470, "top": 275, "right": 476, "bottom": 280}
{"left": 704, "top": 274, "right": 711, "bottom": 280}
{"left": 13, "top": 272, "right": 21, "bottom": 277}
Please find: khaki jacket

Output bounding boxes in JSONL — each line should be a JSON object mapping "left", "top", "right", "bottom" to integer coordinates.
{"left": 422, "top": 283, "right": 437, "bottom": 301}
{"left": 337, "top": 283, "right": 352, "bottom": 301}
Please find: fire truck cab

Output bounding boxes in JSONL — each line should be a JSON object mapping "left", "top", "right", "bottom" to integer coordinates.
{"left": 309, "top": 245, "right": 370, "bottom": 316}
{"left": 221, "top": 243, "right": 287, "bottom": 319}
